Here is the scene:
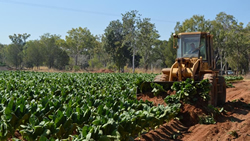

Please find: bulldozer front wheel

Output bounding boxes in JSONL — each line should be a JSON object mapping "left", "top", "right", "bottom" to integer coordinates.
{"left": 217, "top": 76, "right": 226, "bottom": 106}
{"left": 203, "top": 74, "right": 217, "bottom": 106}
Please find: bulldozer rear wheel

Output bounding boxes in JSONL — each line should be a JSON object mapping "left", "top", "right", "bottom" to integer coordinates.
{"left": 203, "top": 74, "right": 217, "bottom": 106}
{"left": 154, "top": 74, "right": 169, "bottom": 82}
{"left": 217, "top": 76, "right": 226, "bottom": 106}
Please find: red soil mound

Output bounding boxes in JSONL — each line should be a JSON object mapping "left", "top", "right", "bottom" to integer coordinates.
{"left": 136, "top": 91, "right": 174, "bottom": 106}
{"left": 136, "top": 81, "right": 250, "bottom": 141}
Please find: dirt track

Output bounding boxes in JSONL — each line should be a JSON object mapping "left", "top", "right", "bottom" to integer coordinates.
{"left": 137, "top": 80, "right": 250, "bottom": 141}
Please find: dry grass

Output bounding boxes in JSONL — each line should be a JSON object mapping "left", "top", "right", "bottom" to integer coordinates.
{"left": 25, "top": 66, "right": 85, "bottom": 73}
{"left": 133, "top": 68, "right": 162, "bottom": 74}
{"left": 24, "top": 66, "right": 163, "bottom": 74}
{"left": 26, "top": 66, "right": 65, "bottom": 73}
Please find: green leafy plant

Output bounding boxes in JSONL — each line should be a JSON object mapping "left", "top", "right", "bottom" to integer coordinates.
{"left": 198, "top": 115, "right": 216, "bottom": 124}
{"left": 231, "top": 99, "right": 240, "bottom": 103}
{"left": 151, "top": 83, "right": 168, "bottom": 96}
{"left": 229, "top": 130, "right": 239, "bottom": 138}
{"left": 0, "top": 71, "right": 180, "bottom": 140}
{"left": 226, "top": 82, "right": 235, "bottom": 88}
{"left": 165, "top": 78, "right": 211, "bottom": 105}
{"left": 207, "top": 105, "right": 225, "bottom": 114}
{"left": 224, "top": 76, "right": 243, "bottom": 81}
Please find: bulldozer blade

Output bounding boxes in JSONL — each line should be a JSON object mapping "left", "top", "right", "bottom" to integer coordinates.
{"left": 137, "top": 81, "right": 202, "bottom": 99}
{"left": 137, "top": 81, "right": 175, "bottom": 96}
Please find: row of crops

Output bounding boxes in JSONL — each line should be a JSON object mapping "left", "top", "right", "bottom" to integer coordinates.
{"left": 224, "top": 75, "right": 244, "bottom": 88}
{"left": 0, "top": 71, "right": 185, "bottom": 141}
{"left": 223, "top": 75, "right": 244, "bottom": 81}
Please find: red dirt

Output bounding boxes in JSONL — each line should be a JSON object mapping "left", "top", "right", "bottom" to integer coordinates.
{"left": 136, "top": 80, "right": 250, "bottom": 141}
{"left": 136, "top": 90, "right": 174, "bottom": 106}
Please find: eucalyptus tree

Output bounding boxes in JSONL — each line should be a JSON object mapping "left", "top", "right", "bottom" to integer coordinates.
{"left": 88, "top": 35, "right": 109, "bottom": 69}
{"left": 54, "top": 48, "right": 70, "bottom": 70}
{"left": 245, "top": 23, "right": 250, "bottom": 71}
{"left": 0, "top": 43, "right": 6, "bottom": 65}
{"left": 9, "top": 33, "right": 31, "bottom": 47}
{"left": 6, "top": 33, "right": 30, "bottom": 69}
{"left": 23, "top": 40, "right": 44, "bottom": 69}
{"left": 150, "top": 39, "right": 174, "bottom": 69}
{"left": 40, "top": 33, "right": 69, "bottom": 69}
{"left": 5, "top": 44, "right": 21, "bottom": 69}
{"left": 103, "top": 20, "right": 130, "bottom": 72}
{"left": 174, "top": 15, "right": 211, "bottom": 33}
{"left": 210, "top": 12, "right": 236, "bottom": 73}
{"left": 122, "top": 10, "right": 141, "bottom": 73}
{"left": 226, "top": 22, "right": 249, "bottom": 74}
{"left": 62, "top": 27, "right": 96, "bottom": 66}
{"left": 245, "top": 22, "right": 250, "bottom": 45}
{"left": 164, "top": 36, "right": 177, "bottom": 67}
{"left": 152, "top": 40, "right": 168, "bottom": 68}
{"left": 137, "top": 18, "right": 160, "bottom": 71}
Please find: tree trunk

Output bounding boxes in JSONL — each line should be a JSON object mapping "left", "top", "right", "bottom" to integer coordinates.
{"left": 237, "top": 43, "right": 239, "bottom": 76}
{"left": 15, "top": 56, "right": 18, "bottom": 69}
{"left": 75, "top": 54, "right": 78, "bottom": 66}
{"left": 225, "top": 52, "right": 227, "bottom": 75}
{"left": 132, "top": 46, "right": 135, "bottom": 73}
{"left": 151, "top": 63, "right": 153, "bottom": 73}
{"left": 249, "top": 54, "right": 250, "bottom": 73}
{"left": 220, "top": 54, "right": 223, "bottom": 75}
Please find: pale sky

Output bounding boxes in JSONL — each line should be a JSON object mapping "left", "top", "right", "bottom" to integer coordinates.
{"left": 0, "top": 0, "right": 250, "bottom": 44}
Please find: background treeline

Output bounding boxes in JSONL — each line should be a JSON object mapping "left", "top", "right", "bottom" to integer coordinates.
{"left": 0, "top": 10, "right": 249, "bottom": 74}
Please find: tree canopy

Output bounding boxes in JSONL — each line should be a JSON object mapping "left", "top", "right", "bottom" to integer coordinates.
{"left": 1, "top": 11, "right": 249, "bottom": 74}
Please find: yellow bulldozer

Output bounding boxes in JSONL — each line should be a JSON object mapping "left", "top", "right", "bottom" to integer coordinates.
{"left": 140, "top": 32, "right": 226, "bottom": 107}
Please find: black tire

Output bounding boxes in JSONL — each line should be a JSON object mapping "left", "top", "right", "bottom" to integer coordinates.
{"left": 217, "top": 76, "right": 226, "bottom": 106}
{"left": 203, "top": 74, "right": 217, "bottom": 106}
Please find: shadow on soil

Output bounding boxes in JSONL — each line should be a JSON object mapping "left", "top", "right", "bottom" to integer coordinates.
{"left": 138, "top": 120, "right": 186, "bottom": 141}
{"left": 217, "top": 100, "right": 250, "bottom": 123}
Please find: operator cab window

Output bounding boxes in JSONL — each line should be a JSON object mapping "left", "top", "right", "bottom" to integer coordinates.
{"left": 177, "top": 34, "right": 207, "bottom": 60}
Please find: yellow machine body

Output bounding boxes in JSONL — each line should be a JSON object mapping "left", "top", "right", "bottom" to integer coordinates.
{"left": 148, "top": 32, "right": 226, "bottom": 106}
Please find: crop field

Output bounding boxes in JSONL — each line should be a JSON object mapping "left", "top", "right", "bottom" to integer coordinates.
{"left": 0, "top": 71, "right": 184, "bottom": 140}
{"left": 0, "top": 71, "right": 249, "bottom": 141}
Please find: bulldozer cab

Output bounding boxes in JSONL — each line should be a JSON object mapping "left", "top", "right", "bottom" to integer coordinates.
{"left": 174, "top": 32, "right": 214, "bottom": 69}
